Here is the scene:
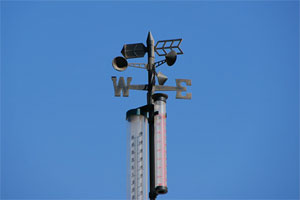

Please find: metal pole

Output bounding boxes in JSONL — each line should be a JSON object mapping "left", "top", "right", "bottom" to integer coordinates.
{"left": 147, "top": 31, "right": 157, "bottom": 200}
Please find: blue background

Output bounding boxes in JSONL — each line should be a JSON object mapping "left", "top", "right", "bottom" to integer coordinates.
{"left": 1, "top": 1, "right": 299, "bottom": 199}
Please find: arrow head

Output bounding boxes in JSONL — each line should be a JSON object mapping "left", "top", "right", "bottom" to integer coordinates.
{"left": 121, "top": 46, "right": 126, "bottom": 58}
{"left": 155, "top": 38, "right": 183, "bottom": 56}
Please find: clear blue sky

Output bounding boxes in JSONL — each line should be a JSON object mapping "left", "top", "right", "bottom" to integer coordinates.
{"left": 1, "top": 1, "right": 299, "bottom": 199}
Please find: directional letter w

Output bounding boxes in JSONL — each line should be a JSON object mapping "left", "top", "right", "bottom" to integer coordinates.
{"left": 111, "top": 76, "right": 132, "bottom": 97}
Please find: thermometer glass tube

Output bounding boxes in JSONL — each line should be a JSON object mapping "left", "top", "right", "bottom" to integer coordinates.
{"left": 126, "top": 108, "right": 148, "bottom": 200}
{"left": 152, "top": 93, "right": 168, "bottom": 194}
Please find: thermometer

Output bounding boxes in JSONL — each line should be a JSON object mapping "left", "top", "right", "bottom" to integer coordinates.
{"left": 153, "top": 93, "right": 168, "bottom": 194}
{"left": 126, "top": 109, "right": 148, "bottom": 200}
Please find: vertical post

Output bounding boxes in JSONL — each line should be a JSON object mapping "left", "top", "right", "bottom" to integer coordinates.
{"left": 147, "top": 31, "right": 157, "bottom": 200}
{"left": 147, "top": 31, "right": 155, "bottom": 104}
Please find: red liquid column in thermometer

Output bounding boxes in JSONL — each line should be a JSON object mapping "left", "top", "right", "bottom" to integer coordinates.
{"left": 153, "top": 93, "right": 168, "bottom": 194}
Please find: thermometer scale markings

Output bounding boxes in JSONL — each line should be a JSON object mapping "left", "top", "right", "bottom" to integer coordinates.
{"left": 130, "top": 132, "right": 144, "bottom": 200}
{"left": 155, "top": 113, "right": 167, "bottom": 187}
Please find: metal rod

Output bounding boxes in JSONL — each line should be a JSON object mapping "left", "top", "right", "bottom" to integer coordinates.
{"left": 147, "top": 31, "right": 157, "bottom": 200}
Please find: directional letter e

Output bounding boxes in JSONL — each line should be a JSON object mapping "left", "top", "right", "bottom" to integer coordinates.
{"left": 111, "top": 76, "right": 132, "bottom": 97}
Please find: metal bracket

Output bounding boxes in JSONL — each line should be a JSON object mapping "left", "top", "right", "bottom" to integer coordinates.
{"left": 128, "top": 63, "right": 147, "bottom": 69}
{"left": 154, "top": 60, "right": 166, "bottom": 68}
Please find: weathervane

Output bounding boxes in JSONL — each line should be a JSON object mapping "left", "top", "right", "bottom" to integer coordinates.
{"left": 111, "top": 32, "right": 191, "bottom": 200}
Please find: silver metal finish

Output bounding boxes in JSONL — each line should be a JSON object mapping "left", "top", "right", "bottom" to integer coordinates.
{"left": 128, "top": 63, "right": 147, "bottom": 69}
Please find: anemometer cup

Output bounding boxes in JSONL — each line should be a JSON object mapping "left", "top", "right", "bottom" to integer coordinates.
{"left": 112, "top": 56, "right": 128, "bottom": 72}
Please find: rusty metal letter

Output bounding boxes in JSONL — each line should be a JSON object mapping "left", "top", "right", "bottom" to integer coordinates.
{"left": 111, "top": 76, "right": 132, "bottom": 97}
{"left": 176, "top": 79, "right": 192, "bottom": 99}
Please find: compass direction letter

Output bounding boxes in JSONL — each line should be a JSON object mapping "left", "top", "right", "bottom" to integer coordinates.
{"left": 111, "top": 76, "right": 132, "bottom": 97}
